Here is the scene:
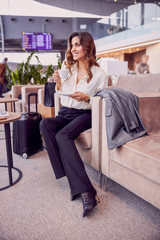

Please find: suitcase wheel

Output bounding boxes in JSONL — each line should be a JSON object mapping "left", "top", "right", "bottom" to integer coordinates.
{"left": 22, "top": 153, "right": 28, "bottom": 159}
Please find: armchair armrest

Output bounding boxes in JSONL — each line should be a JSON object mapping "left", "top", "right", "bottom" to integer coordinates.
{"left": 91, "top": 96, "right": 103, "bottom": 171}
{"left": 54, "top": 92, "right": 61, "bottom": 116}
{"left": 11, "top": 85, "right": 24, "bottom": 98}
{"left": 38, "top": 88, "right": 44, "bottom": 104}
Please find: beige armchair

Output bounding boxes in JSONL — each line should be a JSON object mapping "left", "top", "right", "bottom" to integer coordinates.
{"left": 100, "top": 94, "right": 160, "bottom": 209}
{"left": 99, "top": 73, "right": 160, "bottom": 209}
{"left": 11, "top": 84, "right": 44, "bottom": 112}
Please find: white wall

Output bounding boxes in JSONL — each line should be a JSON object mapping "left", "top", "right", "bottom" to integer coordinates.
{"left": 146, "top": 43, "right": 160, "bottom": 74}
{"left": 144, "top": 3, "right": 160, "bottom": 24}
{"left": 0, "top": 52, "right": 60, "bottom": 65}
{"left": 128, "top": 4, "right": 141, "bottom": 28}
{"left": 2, "top": 16, "right": 72, "bottom": 40}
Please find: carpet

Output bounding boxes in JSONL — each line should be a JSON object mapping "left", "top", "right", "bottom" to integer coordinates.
{"left": 0, "top": 124, "right": 160, "bottom": 240}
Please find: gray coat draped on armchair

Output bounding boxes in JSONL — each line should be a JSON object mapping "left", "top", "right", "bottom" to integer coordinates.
{"left": 96, "top": 88, "right": 147, "bottom": 150}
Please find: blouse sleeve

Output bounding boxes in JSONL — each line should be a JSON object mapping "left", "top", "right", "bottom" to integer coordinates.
{"left": 97, "top": 75, "right": 108, "bottom": 92}
{"left": 89, "top": 73, "right": 108, "bottom": 106}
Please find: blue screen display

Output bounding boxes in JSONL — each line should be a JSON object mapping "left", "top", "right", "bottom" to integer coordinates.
{"left": 22, "top": 32, "right": 52, "bottom": 50}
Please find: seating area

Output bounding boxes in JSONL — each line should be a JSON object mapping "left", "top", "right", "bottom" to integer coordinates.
{"left": 1, "top": 72, "right": 160, "bottom": 239}
{"left": 12, "top": 74, "right": 160, "bottom": 208}
{"left": 48, "top": 73, "right": 160, "bottom": 210}
{"left": 0, "top": 128, "right": 159, "bottom": 240}
{"left": 1, "top": 0, "right": 160, "bottom": 238}
{"left": 3, "top": 73, "right": 160, "bottom": 210}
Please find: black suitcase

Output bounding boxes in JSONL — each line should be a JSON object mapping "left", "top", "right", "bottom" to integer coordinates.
{"left": 13, "top": 92, "right": 43, "bottom": 159}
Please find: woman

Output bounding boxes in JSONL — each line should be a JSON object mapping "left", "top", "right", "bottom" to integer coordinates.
{"left": 40, "top": 31, "right": 108, "bottom": 217}
{"left": 136, "top": 54, "right": 150, "bottom": 74}
{"left": 0, "top": 62, "right": 7, "bottom": 97}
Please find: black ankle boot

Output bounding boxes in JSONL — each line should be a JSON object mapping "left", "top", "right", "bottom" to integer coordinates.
{"left": 81, "top": 190, "right": 100, "bottom": 217}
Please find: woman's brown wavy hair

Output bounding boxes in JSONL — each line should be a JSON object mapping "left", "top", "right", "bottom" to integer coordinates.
{"left": 66, "top": 31, "right": 99, "bottom": 83}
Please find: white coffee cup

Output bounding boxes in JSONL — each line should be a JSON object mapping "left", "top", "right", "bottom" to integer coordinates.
{"left": 58, "top": 69, "right": 69, "bottom": 80}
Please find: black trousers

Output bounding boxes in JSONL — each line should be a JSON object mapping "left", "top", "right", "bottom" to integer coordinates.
{"left": 40, "top": 107, "right": 95, "bottom": 198}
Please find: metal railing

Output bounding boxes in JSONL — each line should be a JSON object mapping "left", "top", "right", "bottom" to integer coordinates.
{"left": 0, "top": 15, "right": 4, "bottom": 58}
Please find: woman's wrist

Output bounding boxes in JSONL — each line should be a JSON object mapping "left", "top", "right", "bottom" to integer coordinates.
{"left": 85, "top": 95, "right": 90, "bottom": 103}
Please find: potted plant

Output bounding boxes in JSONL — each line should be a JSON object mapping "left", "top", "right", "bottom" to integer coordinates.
{"left": 6, "top": 52, "right": 54, "bottom": 88}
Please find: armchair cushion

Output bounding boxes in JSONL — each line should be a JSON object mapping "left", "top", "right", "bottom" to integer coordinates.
{"left": 21, "top": 85, "right": 44, "bottom": 105}
{"left": 138, "top": 94, "right": 160, "bottom": 133}
{"left": 110, "top": 131, "right": 160, "bottom": 185}
{"left": 21, "top": 85, "right": 44, "bottom": 112}
{"left": 75, "top": 128, "right": 92, "bottom": 149}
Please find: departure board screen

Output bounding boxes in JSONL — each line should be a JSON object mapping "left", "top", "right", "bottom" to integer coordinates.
{"left": 22, "top": 32, "right": 52, "bottom": 50}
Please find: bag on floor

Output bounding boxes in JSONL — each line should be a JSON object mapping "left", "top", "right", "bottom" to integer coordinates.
{"left": 44, "top": 82, "right": 56, "bottom": 107}
{"left": 13, "top": 93, "right": 43, "bottom": 159}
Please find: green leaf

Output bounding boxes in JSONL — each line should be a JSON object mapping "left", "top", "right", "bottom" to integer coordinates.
{"left": 57, "top": 54, "right": 61, "bottom": 69}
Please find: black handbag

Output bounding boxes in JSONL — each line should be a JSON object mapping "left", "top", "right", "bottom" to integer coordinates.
{"left": 44, "top": 82, "right": 56, "bottom": 107}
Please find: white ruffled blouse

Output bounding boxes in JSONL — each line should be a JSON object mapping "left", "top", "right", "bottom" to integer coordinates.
{"left": 56, "top": 64, "right": 108, "bottom": 110}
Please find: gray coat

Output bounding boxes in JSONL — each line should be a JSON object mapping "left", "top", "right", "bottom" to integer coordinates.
{"left": 96, "top": 88, "right": 147, "bottom": 150}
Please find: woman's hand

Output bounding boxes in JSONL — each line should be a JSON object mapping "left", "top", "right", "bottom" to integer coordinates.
{"left": 70, "top": 91, "right": 90, "bottom": 102}
{"left": 53, "top": 70, "right": 61, "bottom": 90}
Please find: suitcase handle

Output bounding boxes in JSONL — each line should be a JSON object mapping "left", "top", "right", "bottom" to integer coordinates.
{"left": 27, "top": 92, "right": 38, "bottom": 114}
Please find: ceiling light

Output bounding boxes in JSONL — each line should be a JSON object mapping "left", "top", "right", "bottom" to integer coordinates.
{"left": 80, "top": 24, "right": 87, "bottom": 30}
{"left": 28, "top": 18, "right": 34, "bottom": 22}
{"left": 152, "top": 17, "right": 160, "bottom": 21}
{"left": 11, "top": 17, "right": 16, "bottom": 22}
{"left": 114, "top": 0, "right": 117, "bottom": 2}
{"left": 134, "top": 1, "right": 137, "bottom": 4}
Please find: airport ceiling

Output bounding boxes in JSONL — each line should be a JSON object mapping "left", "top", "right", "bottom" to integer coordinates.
{"left": 1, "top": 0, "right": 159, "bottom": 52}
{"left": 34, "top": 0, "right": 159, "bottom": 5}
{"left": 34, "top": 0, "right": 160, "bottom": 16}
{"left": 1, "top": 0, "right": 159, "bottom": 18}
